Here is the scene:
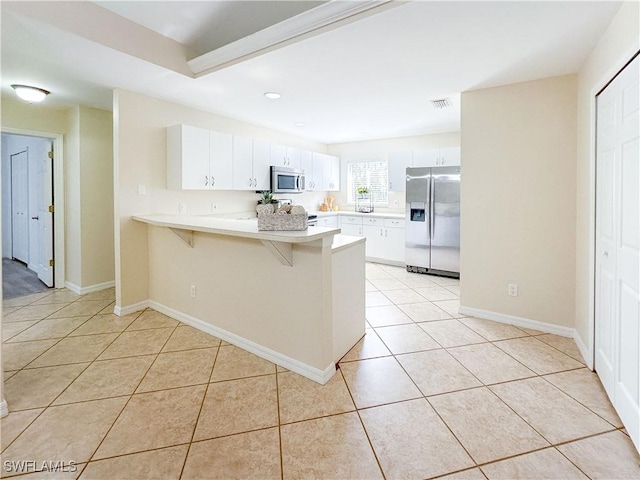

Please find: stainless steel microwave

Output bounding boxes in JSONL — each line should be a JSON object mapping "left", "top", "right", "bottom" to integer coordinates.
{"left": 270, "top": 166, "right": 305, "bottom": 193}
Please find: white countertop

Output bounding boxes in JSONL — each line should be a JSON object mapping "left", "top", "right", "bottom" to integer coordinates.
{"left": 134, "top": 214, "right": 340, "bottom": 244}
{"left": 331, "top": 234, "right": 366, "bottom": 252}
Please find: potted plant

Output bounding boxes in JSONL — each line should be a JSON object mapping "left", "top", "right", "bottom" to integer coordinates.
{"left": 355, "top": 186, "right": 373, "bottom": 213}
{"left": 257, "top": 191, "right": 276, "bottom": 214}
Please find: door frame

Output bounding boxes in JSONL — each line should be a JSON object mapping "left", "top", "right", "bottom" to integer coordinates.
{"left": 587, "top": 46, "right": 640, "bottom": 369}
{"left": 2, "top": 127, "right": 65, "bottom": 289}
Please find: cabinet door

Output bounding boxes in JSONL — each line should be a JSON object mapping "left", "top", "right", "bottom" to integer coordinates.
{"left": 388, "top": 151, "right": 412, "bottom": 192}
{"left": 384, "top": 226, "right": 405, "bottom": 263}
{"left": 312, "top": 153, "right": 325, "bottom": 191}
{"left": 362, "top": 224, "right": 385, "bottom": 259}
{"left": 287, "top": 147, "right": 302, "bottom": 170}
{"left": 440, "top": 147, "right": 461, "bottom": 166}
{"left": 413, "top": 149, "right": 439, "bottom": 167}
{"left": 167, "top": 125, "right": 210, "bottom": 190}
{"left": 270, "top": 144, "right": 288, "bottom": 167}
{"left": 329, "top": 155, "right": 340, "bottom": 191}
{"left": 232, "top": 136, "right": 254, "bottom": 190}
{"left": 319, "top": 215, "right": 338, "bottom": 228}
{"left": 210, "top": 131, "right": 233, "bottom": 190}
{"left": 341, "top": 224, "right": 363, "bottom": 236}
{"left": 299, "top": 150, "right": 314, "bottom": 191}
{"left": 253, "top": 139, "right": 271, "bottom": 190}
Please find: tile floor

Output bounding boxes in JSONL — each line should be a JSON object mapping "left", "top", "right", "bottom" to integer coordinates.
{"left": 1, "top": 263, "right": 639, "bottom": 479}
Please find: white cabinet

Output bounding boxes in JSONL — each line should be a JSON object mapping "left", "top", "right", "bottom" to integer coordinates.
{"left": 167, "top": 124, "right": 233, "bottom": 190}
{"left": 317, "top": 215, "right": 338, "bottom": 228}
{"left": 232, "top": 137, "right": 271, "bottom": 190}
{"left": 388, "top": 151, "right": 413, "bottom": 192}
{"left": 326, "top": 155, "right": 340, "bottom": 191}
{"left": 414, "top": 147, "right": 460, "bottom": 167}
{"left": 361, "top": 216, "right": 405, "bottom": 263}
{"left": 340, "top": 216, "right": 363, "bottom": 236}
{"left": 300, "top": 150, "right": 322, "bottom": 191}
{"left": 209, "top": 131, "right": 233, "bottom": 190}
{"left": 271, "top": 144, "right": 301, "bottom": 169}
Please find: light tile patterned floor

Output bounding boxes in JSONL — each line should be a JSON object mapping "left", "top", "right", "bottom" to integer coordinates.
{"left": 2, "top": 264, "right": 639, "bottom": 479}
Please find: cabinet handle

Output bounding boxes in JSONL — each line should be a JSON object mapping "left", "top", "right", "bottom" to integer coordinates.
{"left": 211, "top": 177, "right": 215, "bottom": 186}
{"left": 248, "top": 178, "right": 252, "bottom": 186}
{"left": 205, "top": 176, "right": 208, "bottom": 186}
{"left": 385, "top": 229, "right": 388, "bottom": 237}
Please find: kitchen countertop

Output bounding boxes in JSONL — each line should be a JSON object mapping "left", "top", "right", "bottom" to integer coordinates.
{"left": 133, "top": 214, "right": 340, "bottom": 243}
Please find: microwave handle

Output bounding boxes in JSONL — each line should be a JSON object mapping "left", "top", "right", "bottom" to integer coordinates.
{"left": 296, "top": 175, "right": 301, "bottom": 191}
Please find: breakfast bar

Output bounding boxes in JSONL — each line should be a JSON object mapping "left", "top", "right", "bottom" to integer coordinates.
{"left": 133, "top": 214, "right": 366, "bottom": 384}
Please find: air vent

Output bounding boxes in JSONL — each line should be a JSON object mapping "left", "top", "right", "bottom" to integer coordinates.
{"left": 431, "top": 98, "right": 451, "bottom": 109}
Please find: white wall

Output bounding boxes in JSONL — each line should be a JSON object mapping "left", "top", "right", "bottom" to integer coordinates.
{"left": 460, "top": 74, "right": 578, "bottom": 330}
{"left": 574, "top": 1, "right": 639, "bottom": 358}
{"left": 1, "top": 134, "right": 10, "bottom": 258}
{"left": 328, "top": 132, "right": 460, "bottom": 212}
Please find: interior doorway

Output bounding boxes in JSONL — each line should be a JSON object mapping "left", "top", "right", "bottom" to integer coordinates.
{"left": 594, "top": 52, "right": 639, "bottom": 451}
{"left": 1, "top": 132, "right": 57, "bottom": 298}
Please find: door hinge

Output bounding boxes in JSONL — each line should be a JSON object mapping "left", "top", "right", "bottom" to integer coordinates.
{"left": 48, "top": 151, "right": 53, "bottom": 159}
{"left": 49, "top": 259, "right": 54, "bottom": 267}
{"left": 48, "top": 205, "right": 54, "bottom": 213}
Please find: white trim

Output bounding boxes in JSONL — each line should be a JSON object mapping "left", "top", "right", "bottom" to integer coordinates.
{"left": 114, "top": 299, "right": 149, "bottom": 317}
{"left": 64, "top": 280, "right": 115, "bottom": 295}
{"left": 573, "top": 330, "right": 592, "bottom": 370}
{"left": 585, "top": 47, "right": 640, "bottom": 372}
{"left": 188, "top": 1, "right": 396, "bottom": 76}
{"left": 1, "top": 127, "right": 65, "bottom": 290}
{"left": 0, "top": 399, "right": 8, "bottom": 418}
{"left": 458, "top": 305, "right": 575, "bottom": 338}
{"left": 150, "top": 300, "right": 336, "bottom": 384}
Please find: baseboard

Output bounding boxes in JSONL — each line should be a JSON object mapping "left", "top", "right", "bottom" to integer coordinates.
{"left": 149, "top": 300, "right": 337, "bottom": 384}
{"left": 0, "top": 399, "right": 8, "bottom": 418}
{"left": 458, "top": 305, "right": 575, "bottom": 338}
{"left": 64, "top": 280, "right": 115, "bottom": 295}
{"left": 573, "top": 331, "right": 593, "bottom": 370}
{"left": 114, "top": 300, "right": 149, "bottom": 317}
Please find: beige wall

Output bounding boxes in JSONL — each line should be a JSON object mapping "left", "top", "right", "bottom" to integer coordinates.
{"left": 460, "top": 74, "right": 577, "bottom": 328}
{"left": 66, "top": 106, "right": 81, "bottom": 286}
{"left": 79, "top": 106, "right": 115, "bottom": 286}
{"left": 114, "top": 90, "right": 328, "bottom": 308}
{"left": 575, "top": 2, "right": 639, "bottom": 353}
{"left": 328, "top": 132, "right": 460, "bottom": 212}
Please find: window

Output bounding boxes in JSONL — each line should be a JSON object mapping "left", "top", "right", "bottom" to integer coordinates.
{"left": 347, "top": 161, "right": 389, "bottom": 205}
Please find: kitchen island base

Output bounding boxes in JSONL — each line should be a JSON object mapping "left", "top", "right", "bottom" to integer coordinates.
{"left": 132, "top": 215, "right": 365, "bottom": 384}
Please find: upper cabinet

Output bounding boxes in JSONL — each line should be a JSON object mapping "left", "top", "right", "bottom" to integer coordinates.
{"left": 388, "top": 151, "right": 413, "bottom": 192}
{"left": 388, "top": 147, "right": 460, "bottom": 192}
{"left": 167, "top": 124, "right": 233, "bottom": 190}
{"left": 167, "top": 125, "right": 340, "bottom": 192}
{"left": 270, "top": 144, "right": 301, "bottom": 170}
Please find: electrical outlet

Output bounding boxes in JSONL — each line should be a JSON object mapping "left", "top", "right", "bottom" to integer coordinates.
{"left": 137, "top": 184, "right": 146, "bottom": 195}
{"left": 508, "top": 283, "right": 518, "bottom": 297}
{"left": 179, "top": 204, "right": 187, "bottom": 215}
{"left": 190, "top": 284, "right": 196, "bottom": 298}
{"left": 211, "top": 203, "right": 217, "bottom": 212}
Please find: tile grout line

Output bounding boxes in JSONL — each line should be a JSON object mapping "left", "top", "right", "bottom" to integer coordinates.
{"left": 275, "top": 364, "right": 284, "bottom": 480}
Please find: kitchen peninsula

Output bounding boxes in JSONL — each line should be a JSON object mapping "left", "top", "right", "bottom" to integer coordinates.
{"left": 133, "top": 214, "right": 365, "bottom": 384}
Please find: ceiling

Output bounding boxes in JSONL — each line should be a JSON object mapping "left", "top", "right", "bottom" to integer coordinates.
{"left": 1, "top": 1, "right": 622, "bottom": 144}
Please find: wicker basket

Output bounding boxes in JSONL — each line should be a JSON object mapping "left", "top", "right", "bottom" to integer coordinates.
{"left": 258, "top": 213, "right": 308, "bottom": 231}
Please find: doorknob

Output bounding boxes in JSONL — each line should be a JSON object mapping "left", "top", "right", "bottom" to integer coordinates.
{"left": 602, "top": 251, "right": 609, "bottom": 257}
{"left": 31, "top": 216, "right": 39, "bottom": 220}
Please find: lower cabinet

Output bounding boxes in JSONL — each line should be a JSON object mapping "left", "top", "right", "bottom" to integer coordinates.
{"left": 318, "top": 215, "right": 339, "bottom": 228}
{"left": 339, "top": 216, "right": 405, "bottom": 264}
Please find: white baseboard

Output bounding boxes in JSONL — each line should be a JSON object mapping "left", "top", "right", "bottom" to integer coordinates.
{"left": 64, "top": 280, "right": 115, "bottom": 295}
{"left": 0, "top": 399, "right": 8, "bottom": 418}
{"left": 573, "top": 331, "right": 593, "bottom": 370}
{"left": 458, "top": 305, "right": 575, "bottom": 338}
{"left": 114, "top": 300, "right": 150, "bottom": 317}
{"left": 149, "top": 300, "right": 337, "bottom": 385}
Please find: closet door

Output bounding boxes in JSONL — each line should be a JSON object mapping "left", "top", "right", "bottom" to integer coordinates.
{"left": 595, "top": 53, "right": 639, "bottom": 451}
{"left": 11, "top": 150, "right": 29, "bottom": 263}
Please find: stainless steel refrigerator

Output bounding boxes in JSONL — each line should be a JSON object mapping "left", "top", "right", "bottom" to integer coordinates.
{"left": 405, "top": 167, "right": 460, "bottom": 277}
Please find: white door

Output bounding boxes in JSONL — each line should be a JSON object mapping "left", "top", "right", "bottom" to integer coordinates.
{"left": 37, "top": 142, "right": 54, "bottom": 286}
{"left": 182, "top": 125, "right": 210, "bottom": 190}
{"left": 595, "top": 53, "right": 639, "bottom": 451}
{"left": 11, "top": 150, "right": 29, "bottom": 263}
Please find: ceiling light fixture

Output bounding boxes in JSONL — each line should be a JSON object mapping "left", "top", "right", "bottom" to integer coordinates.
{"left": 11, "top": 84, "right": 50, "bottom": 103}
{"left": 264, "top": 92, "right": 281, "bottom": 99}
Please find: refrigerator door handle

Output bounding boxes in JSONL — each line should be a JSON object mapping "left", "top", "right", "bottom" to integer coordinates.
{"left": 430, "top": 174, "right": 435, "bottom": 239}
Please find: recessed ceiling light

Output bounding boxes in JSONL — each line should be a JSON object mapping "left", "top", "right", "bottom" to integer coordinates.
{"left": 264, "top": 92, "right": 281, "bottom": 99}
{"left": 294, "top": 122, "right": 305, "bottom": 127}
{"left": 11, "top": 84, "right": 50, "bottom": 103}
